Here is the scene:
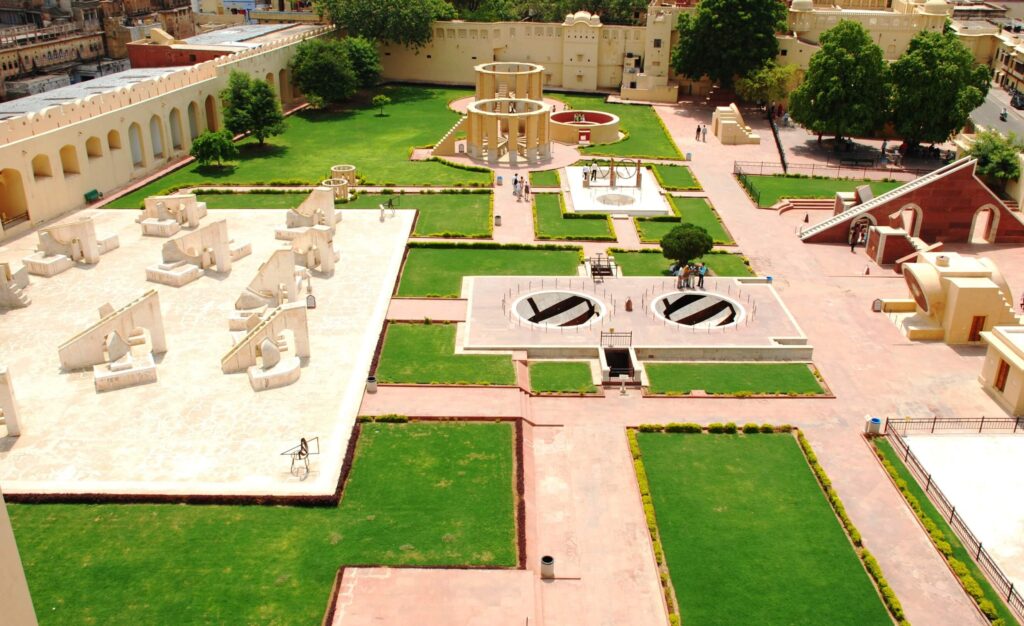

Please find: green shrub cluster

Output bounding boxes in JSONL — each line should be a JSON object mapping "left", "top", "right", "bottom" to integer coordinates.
{"left": 627, "top": 429, "right": 681, "bottom": 626}
{"left": 796, "top": 432, "right": 907, "bottom": 624}
{"left": 356, "top": 414, "right": 409, "bottom": 423}
{"left": 876, "top": 449, "right": 1010, "bottom": 625}
{"left": 636, "top": 423, "right": 792, "bottom": 434}
{"left": 707, "top": 422, "right": 738, "bottom": 434}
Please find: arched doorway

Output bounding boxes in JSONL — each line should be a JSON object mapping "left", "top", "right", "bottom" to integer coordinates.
{"left": 169, "top": 108, "right": 184, "bottom": 151}
{"left": 128, "top": 123, "right": 145, "bottom": 168}
{"left": 31, "top": 154, "right": 52, "bottom": 179}
{"left": 899, "top": 204, "right": 923, "bottom": 238}
{"left": 970, "top": 205, "right": 1000, "bottom": 243}
{"left": 204, "top": 95, "right": 218, "bottom": 131}
{"left": 59, "top": 145, "right": 80, "bottom": 175}
{"left": 86, "top": 136, "right": 103, "bottom": 159}
{"left": 187, "top": 102, "right": 200, "bottom": 140}
{"left": 278, "top": 69, "right": 290, "bottom": 103}
{"left": 0, "top": 169, "right": 28, "bottom": 225}
{"left": 107, "top": 129, "right": 122, "bottom": 151}
{"left": 149, "top": 115, "right": 165, "bottom": 159}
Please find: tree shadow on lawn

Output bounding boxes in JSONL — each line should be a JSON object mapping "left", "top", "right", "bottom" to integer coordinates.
{"left": 192, "top": 164, "right": 238, "bottom": 179}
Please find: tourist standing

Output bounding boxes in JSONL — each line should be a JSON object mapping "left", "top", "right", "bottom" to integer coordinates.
{"left": 513, "top": 177, "right": 522, "bottom": 202}
{"left": 524, "top": 181, "right": 531, "bottom": 200}
{"left": 512, "top": 173, "right": 519, "bottom": 195}
{"left": 698, "top": 263, "right": 707, "bottom": 288}
{"left": 701, "top": 125, "right": 708, "bottom": 142}
{"left": 682, "top": 264, "right": 692, "bottom": 289}
{"left": 695, "top": 125, "right": 701, "bottom": 141}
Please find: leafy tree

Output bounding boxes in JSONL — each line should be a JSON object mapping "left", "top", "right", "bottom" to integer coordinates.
{"left": 735, "top": 62, "right": 799, "bottom": 105}
{"left": 968, "top": 129, "right": 1024, "bottom": 186}
{"left": 289, "top": 38, "right": 358, "bottom": 106}
{"left": 245, "top": 80, "right": 286, "bottom": 145}
{"left": 372, "top": 94, "right": 392, "bottom": 116}
{"left": 190, "top": 130, "right": 238, "bottom": 167}
{"left": 316, "top": 0, "right": 455, "bottom": 48}
{"left": 220, "top": 71, "right": 253, "bottom": 137}
{"left": 890, "top": 31, "right": 990, "bottom": 147}
{"left": 671, "top": 0, "right": 787, "bottom": 87}
{"left": 661, "top": 224, "right": 713, "bottom": 266}
{"left": 788, "top": 21, "right": 889, "bottom": 144}
{"left": 342, "top": 36, "right": 382, "bottom": 88}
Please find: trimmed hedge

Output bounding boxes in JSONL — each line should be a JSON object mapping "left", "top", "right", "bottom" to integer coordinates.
{"left": 637, "top": 423, "right": 793, "bottom": 434}
{"left": 357, "top": 414, "right": 410, "bottom": 423}
{"left": 796, "top": 432, "right": 908, "bottom": 625}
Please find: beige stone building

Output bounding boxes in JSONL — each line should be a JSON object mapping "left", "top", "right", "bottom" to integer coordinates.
{"left": 0, "top": 489, "right": 36, "bottom": 626}
{"left": 980, "top": 325, "right": 1024, "bottom": 415}
{"left": 0, "top": 24, "right": 328, "bottom": 242}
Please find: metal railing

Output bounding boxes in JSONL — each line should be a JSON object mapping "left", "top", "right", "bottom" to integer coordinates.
{"left": 885, "top": 416, "right": 1024, "bottom": 435}
{"left": 600, "top": 331, "right": 632, "bottom": 347}
{"left": 733, "top": 160, "right": 933, "bottom": 181}
{"left": 883, "top": 428, "right": 1024, "bottom": 620}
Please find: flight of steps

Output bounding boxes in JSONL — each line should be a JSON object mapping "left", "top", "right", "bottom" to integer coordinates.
{"left": 8, "top": 283, "right": 29, "bottom": 307}
{"left": 773, "top": 198, "right": 835, "bottom": 214}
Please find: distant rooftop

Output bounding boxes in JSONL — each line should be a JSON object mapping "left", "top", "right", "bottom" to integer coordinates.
{"left": 0, "top": 67, "right": 181, "bottom": 120}
{"left": 182, "top": 23, "right": 293, "bottom": 47}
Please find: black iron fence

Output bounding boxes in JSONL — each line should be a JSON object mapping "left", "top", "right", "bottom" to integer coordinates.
{"left": 883, "top": 428, "right": 1024, "bottom": 620}
{"left": 885, "top": 416, "right": 1024, "bottom": 435}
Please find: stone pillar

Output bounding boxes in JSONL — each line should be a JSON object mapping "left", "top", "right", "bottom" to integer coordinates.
{"left": 466, "top": 113, "right": 481, "bottom": 159}
{"left": 0, "top": 489, "right": 37, "bottom": 626}
{"left": 525, "top": 114, "right": 538, "bottom": 163}
{"left": 0, "top": 367, "right": 21, "bottom": 437}
{"left": 539, "top": 113, "right": 551, "bottom": 159}
{"left": 484, "top": 115, "right": 500, "bottom": 165}
{"left": 516, "top": 74, "right": 527, "bottom": 100}
{"left": 531, "top": 72, "right": 543, "bottom": 100}
{"left": 507, "top": 115, "right": 520, "bottom": 165}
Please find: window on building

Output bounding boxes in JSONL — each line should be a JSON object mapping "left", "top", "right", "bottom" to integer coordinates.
{"left": 781, "top": 49, "right": 788, "bottom": 56}
{"left": 653, "top": 38, "right": 662, "bottom": 48}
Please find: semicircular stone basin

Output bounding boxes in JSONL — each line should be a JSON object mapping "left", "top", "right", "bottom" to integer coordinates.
{"left": 514, "top": 290, "right": 604, "bottom": 327}
{"left": 654, "top": 292, "right": 743, "bottom": 328}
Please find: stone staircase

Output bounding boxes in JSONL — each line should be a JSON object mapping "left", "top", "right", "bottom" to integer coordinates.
{"left": 431, "top": 116, "right": 467, "bottom": 157}
{"left": 773, "top": 198, "right": 835, "bottom": 214}
{"left": 799, "top": 158, "right": 974, "bottom": 241}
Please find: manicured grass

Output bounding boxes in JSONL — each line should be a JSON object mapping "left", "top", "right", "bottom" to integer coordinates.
{"left": 873, "top": 439, "right": 1021, "bottom": 626}
{"left": 106, "top": 85, "right": 490, "bottom": 208}
{"left": 644, "top": 363, "right": 824, "bottom": 395}
{"left": 612, "top": 250, "right": 754, "bottom": 277}
{"left": 558, "top": 93, "right": 680, "bottom": 159}
{"left": 635, "top": 197, "right": 733, "bottom": 245}
{"left": 651, "top": 164, "right": 701, "bottom": 190}
{"left": 376, "top": 323, "right": 515, "bottom": 385}
{"left": 529, "top": 361, "right": 597, "bottom": 394}
{"left": 397, "top": 245, "right": 581, "bottom": 298}
{"left": 196, "top": 192, "right": 312, "bottom": 209}
{"left": 533, "top": 194, "right": 614, "bottom": 241}
{"left": 529, "top": 170, "right": 560, "bottom": 187}
{"left": 9, "top": 422, "right": 515, "bottom": 625}
{"left": 344, "top": 192, "right": 492, "bottom": 238}
{"left": 637, "top": 433, "right": 891, "bottom": 626}
{"left": 742, "top": 174, "right": 904, "bottom": 207}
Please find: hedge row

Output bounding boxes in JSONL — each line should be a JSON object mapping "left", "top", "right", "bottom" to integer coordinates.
{"left": 627, "top": 430, "right": 682, "bottom": 626}
{"left": 356, "top": 414, "right": 409, "bottom": 423}
{"left": 796, "top": 432, "right": 909, "bottom": 625}
{"left": 637, "top": 422, "right": 794, "bottom": 434}
{"left": 875, "top": 448, "right": 1009, "bottom": 625}
{"left": 407, "top": 241, "right": 584, "bottom": 264}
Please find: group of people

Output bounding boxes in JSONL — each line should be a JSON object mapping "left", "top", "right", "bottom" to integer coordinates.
{"left": 671, "top": 262, "right": 708, "bottom": 289}
{"left": 694, "top": 124, "right": 709, "bottom": 142}
{"left": 511, "top": 173, "right": 531, "bottom": 201}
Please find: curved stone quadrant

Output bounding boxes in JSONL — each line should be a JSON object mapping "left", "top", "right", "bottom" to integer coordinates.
{"left": 515, "top": 290, "right": 603, "bottom": 327}
{"left": 655, "top": 292, "right": 742, "bottom": 328}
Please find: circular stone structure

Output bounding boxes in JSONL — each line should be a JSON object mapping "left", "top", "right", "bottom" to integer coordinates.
{"left": 513, "top": 290, "right": 605, "bottom": 328}
{"left": 320, "top": 178, "right": 349, "bottom": 199}
{"left": 595, "top": 193, "right": 636, "bottom": 207}
{"left": 329, "top": 164, "right": 357, "bottom": 185}
{"left": 550, "top": 110, "right": 620, "bottom": 144}
{"left": 653, "top": 292, "right": 744, "bottom": 328}
{"left": 474, "top": 62, "right": 545, "bottom": 101}
{"left": 465, "top": 98, "right": 552, "bottom": 164}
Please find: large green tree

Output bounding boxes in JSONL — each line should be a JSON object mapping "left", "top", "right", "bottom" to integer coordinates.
{"left": 788, "top": 21, "right": 889, "bottom": 143}
{"left": 890, "top": 31, "right": 990, "bottom": 147}
{"left": 661, "top": 224, "right": 713, "bottom": 265}
{"left": 316, "top": 0, "right": 455, "bottom": 48}
{"left": 289, "top": 38, "right": 358, "bottom": 106}
{"left": 341, "top": 36, "right": 382, "bottom": 88}
{"left": 968, "top": 129, "right": 1024, "bottom": 187}
{"left": 671, "top": 0, "right": 787, "bottom": 87}
{"left": 245, "top": 80, "right": 286, "bottom": 145}
{"left": 220, "top": 71, "right": 253, "bottom": 137}
{"left": 735, "top": 62, "right": 799, "bottom": 105}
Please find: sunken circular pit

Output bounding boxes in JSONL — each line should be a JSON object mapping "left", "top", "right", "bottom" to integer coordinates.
{"left": 653, "top": 292, "right": 744, "bottom": 329}
{"left": 513, "top": 290, "right": 605, "bottom": 328}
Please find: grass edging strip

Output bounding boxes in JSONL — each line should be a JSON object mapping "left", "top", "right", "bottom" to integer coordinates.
{"left": 871, "top": 437, "right": 1019, "bottom": 626}
{"left": 649, "top": 164, "right": 701, "bottom": 191}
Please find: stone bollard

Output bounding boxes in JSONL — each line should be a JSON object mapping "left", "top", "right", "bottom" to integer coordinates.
{"left": 540, "top": 555, "right": 555, "bottom": 579}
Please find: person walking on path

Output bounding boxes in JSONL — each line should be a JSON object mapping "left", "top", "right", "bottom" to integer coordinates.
{"left": 513, "top": 177, "right": 522, "bottom": 202}
{"left": 695, "top": 125, "right": 701, "bottom": 141}
{"left": 512, "top": 173, "right": 519, "bottom": 196}
{"left": 701, "top": 125, "right": 708, "bottom": 142}
{"left": 524, "top": 181, "right": 531, "bottom": 200}
{"left": 697, "top": 263, "right": 707, "bottom": 288}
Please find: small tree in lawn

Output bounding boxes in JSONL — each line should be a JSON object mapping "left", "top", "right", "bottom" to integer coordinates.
{"left": 221, "top": 71, "right": 253, "bottom": 137}
{"left": 245, "top": 79, "right": 286, "bottom": 145}
{"left": 190, "top": 130, "right": 239, "bottom": 167}
{"left": 372, "top": 94, "right": 391, "bottom": 117}
{"left": 968, "top": 129, "right": 1024, "bottom": 190}
{"left": 660, "top": 224, "right": 713, "bottom": 267}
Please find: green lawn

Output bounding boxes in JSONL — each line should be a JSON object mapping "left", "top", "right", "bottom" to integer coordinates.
{"left": 529, "top": 361, "right": 597, "bottom": 394}
{"left": 644, "top": 363, "right": 824, "bottom": 395}
{"left": 637, "top": 433, "right": 891, "bottom": 626}
{"left": 529, "top": 170, "right": 560, "bottom": 187}
{"left": 195, "top": 192, "right": 311, "bottom": 209}
{"left": 376, "top": 323, "right": 515, "bottom": 385}
{"left": 9, "top": 422, "right": 515, "bottom": 625}
{"left": 344, "top": 193, "right": 492, "bottom": 238}
{"left": 612, "top": 250, "right": 754, "bottom": 277}
{"left": 398, "top": 245, "right": 581, "bottom": 298}
{"left": 742, "top": 175, "right": 904, "bottom": 207}
{"left": 651, "top": 164, "right": 701, "bottom": 190}
{"left": 873, "top": 439, "right": 1021, "bottom": 626}
{"left": 557, "top": 93, "right": 680, "bottom": 159}
{"left": 106, "top": 85, "right": 490, "bottom": 208}
{"left": 635, "top": 197, "right": 733, "bottom": 245}
{"left": 533, "top": 194, "right": 614, "bottom": 241}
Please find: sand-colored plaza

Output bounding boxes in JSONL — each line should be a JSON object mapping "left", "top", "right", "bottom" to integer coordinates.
{"left": 0, "top": 207, "right": 412, "bottom": 497}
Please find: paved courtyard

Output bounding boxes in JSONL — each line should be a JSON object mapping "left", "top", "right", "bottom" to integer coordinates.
{"left": 0, "top": 207, "right": 412, "bottom": 496}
